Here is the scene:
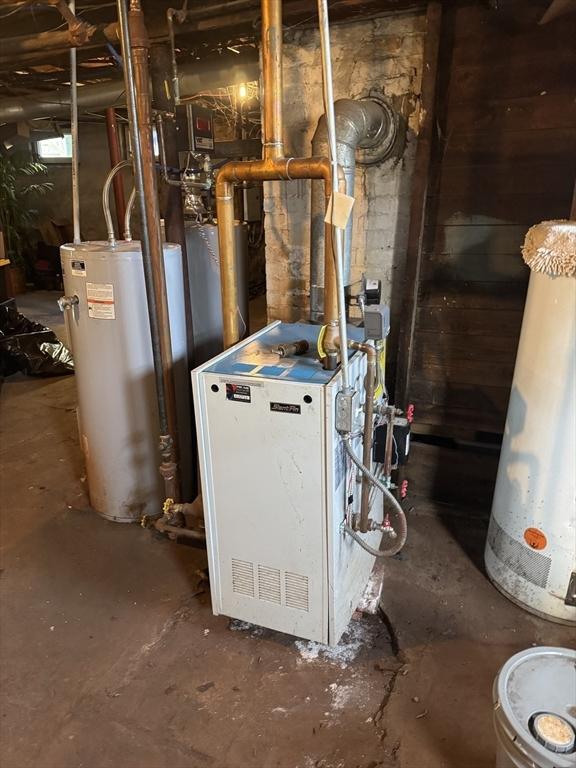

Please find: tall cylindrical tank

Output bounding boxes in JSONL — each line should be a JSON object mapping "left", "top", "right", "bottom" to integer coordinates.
{"left": 60, "top": 241, "right": 190, "bottom": 522}
{"left": 185, "top": 221, "right": 248, "bottom": 363}
{"left": 485, "top": 221, "right": 576, "bottom": 624}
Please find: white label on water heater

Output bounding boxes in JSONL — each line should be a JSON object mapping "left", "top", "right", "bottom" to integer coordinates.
{"left": 71, "top": 259, "right": 86, "bottom": 277}
{"left": 86, "top": 282, "right": 115, "bottom": 320}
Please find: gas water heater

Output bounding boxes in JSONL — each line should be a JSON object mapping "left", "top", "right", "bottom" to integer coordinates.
{"left": 193, "top": 320, "right": 405, "bottom": 645}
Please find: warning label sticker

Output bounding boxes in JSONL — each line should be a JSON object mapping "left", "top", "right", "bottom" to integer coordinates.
{"left": 86, "top": 282, "right": 115, "bottom": 320}
{"left": 71, "top": 259, "right": 86, "bottom": 277}
{"left": 226, "top": 383, "right": 251, "bottom": 403}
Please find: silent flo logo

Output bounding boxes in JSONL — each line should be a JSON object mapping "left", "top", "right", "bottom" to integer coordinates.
{"left": 270, "top": 402, "right": 301, "bottom": 414}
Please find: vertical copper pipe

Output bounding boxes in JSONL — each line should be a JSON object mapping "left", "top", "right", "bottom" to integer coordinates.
{"left": 215, "top": 0, "right": 343, "bottom": 351}
{"left": 261, "top": 0, "right": 283, "bottom": 159}
{"left": 105, "top": 107, "right": 127, "bottom": 237}
{"left": 323, "top": 180, "right": 338, "bottom": 326}
{"left": 216, "top": 179, "right": 239, "bottom": 346}
{"left": 127, "top": 0, "right": 180, "bottom": 500}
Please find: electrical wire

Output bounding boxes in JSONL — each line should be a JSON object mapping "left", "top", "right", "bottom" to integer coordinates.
{"left": 0, "top": 5, "right": 26, "bottom": 18}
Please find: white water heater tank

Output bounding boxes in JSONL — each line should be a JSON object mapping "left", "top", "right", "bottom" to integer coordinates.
{"left": 60, "top": 241, "right": 189, "bottom": 522}
{"left": 485, "top": 221, "right": 576, "bottom": 624}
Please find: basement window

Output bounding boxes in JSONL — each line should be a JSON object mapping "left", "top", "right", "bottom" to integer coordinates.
{"left": 35, "top": 133, "right": 73, "bottom": 162}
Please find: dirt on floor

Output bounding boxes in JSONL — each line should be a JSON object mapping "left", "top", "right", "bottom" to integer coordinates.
{"left": 0, "top": 292, "right": 573, "bottom": 768}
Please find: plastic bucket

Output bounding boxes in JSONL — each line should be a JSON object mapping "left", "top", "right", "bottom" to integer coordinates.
{"left": 493, "top": 647, "right": 576, "bottom": 768}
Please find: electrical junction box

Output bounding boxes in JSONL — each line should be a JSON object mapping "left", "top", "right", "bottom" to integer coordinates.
{"left": 242, "top": 184, "right": 263, "bottom": 222}
{"left": 192, "top": 321, "right": 387, "bottom": 644}
{"left": 186, "top": 104, "right": 214, "bottom": 152}
{"left": 364, "top": 303, "right": 390, "bottom": 341}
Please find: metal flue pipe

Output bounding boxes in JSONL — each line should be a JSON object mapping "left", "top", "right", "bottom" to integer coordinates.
{"left": 116, "top": 0, "right": 180, "bottom": 501}
{"left": 0, "top": 57, "right": 259, "bottom": 123}
{"left": 216, "top": 0, "right": 341, "bottom": 353}
{"left": 310, "top": 98, "right": 392, "bottom": 322}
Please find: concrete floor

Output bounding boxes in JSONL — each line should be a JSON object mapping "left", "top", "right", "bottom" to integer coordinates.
{"left": 0, "top": 292, "right": 572, "bottom": 768}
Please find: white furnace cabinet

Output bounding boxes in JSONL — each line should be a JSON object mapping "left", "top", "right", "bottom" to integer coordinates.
{"left": 192, "top": 321, "right": 384, "bottom": 644}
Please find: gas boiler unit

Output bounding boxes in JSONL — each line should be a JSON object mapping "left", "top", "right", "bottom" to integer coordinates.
{"left": 193, "top": 320, "right": 406, "bottom": 645}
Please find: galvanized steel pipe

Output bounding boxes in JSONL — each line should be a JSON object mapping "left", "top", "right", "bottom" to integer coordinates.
{"left": 117, "top": 0, "right": 180, "bottom": 501}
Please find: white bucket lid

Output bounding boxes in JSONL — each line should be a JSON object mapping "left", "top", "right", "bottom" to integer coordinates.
{"left": 494, "top": 647, "right": 576, "bottom": 768}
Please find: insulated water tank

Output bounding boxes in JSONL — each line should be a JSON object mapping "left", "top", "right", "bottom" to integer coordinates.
{"left": 485, "top": 221, "right": 576, "bottom": 624}
{"left": 185, "top": 222, "right": 248, "bottom": 362}
{"left": 60, "top": 241, "right": 189, "bottom": 522}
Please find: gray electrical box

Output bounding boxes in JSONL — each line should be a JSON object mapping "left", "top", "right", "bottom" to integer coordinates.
{"left": 242, "top": 184, "right": 263, "bottom": 222}
{"left": 363, "top": 304, "right": 390, "bottom": 340}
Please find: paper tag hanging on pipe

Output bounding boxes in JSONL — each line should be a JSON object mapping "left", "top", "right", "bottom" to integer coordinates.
{"left": 325, "top": 191, "right": 355, "bottom": 229}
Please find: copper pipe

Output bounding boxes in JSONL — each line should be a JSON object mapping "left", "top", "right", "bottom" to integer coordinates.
{"left": 348, "top": 341, "right": 377, "bottom": 533}
{"left": 105, "top": 107, "right": 127, "bottom": 237}
{"left": 261, "top": 0, "right": 283, "bottom": 159}
{"left": 124, "top": 0, "right": 180, "bottom": 500}
{"left": 216, "top": 154, "right": 338, "bottom": 347}
{"left": 216, "top": 0, "right": 344, "bottom": 351}
{"left": 216, "top": 0, "right": 338, "bottom": 353}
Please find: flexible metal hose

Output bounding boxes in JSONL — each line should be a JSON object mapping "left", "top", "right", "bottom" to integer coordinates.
{"left": 343, "top": 436, "right": 407, "bottom": 557}
{"left": 102, "top": 159, "right": 132, "bottom": 245}
{"left": 124, "top": 186, "right": 136, "bottom": 241}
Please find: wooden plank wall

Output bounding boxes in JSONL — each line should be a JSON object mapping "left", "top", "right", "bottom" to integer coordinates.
{"left": 405, "top": 0, "right": 576, "bottom": 508}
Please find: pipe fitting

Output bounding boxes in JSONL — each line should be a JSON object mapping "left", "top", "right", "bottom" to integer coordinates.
{"left": 128, "top": 0, "right": 149, "bottom": 49}
{"left": 58, "top": 294, "right": 79, "bottom": 311}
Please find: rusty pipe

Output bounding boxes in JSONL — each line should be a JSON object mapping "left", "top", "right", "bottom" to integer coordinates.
{"left": 0, "top": 17, "right": 98, "bottom": 57}
{"left": 117, "top": 0, "right": 181, "bottom": 501}
{"left": 105, "top": 107, "right": 127, "bottom": 237}
{"left": 129, "top": 0, "right": 180, "bottom": 500}
{"left": 152, "top": 517, "right": 206, "bottom": 542}
{"left": 348, "top": 340, "right": 377, "bottom": 533}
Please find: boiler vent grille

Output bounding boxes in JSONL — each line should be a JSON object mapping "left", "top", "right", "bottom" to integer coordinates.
{"left": 258, "top": 565, "right": 282, "bottom": 604}
{"left": 488, "top": 517, "right": 551, "bottom": 589}
{"left": 285, "top": 572, "right": 309, "bottom": 612}
{"left": 231, "top": 558, "right": 255, "bottom": 598}
{"left": 231, "top": 559, "right": 309, "bottom": 611}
